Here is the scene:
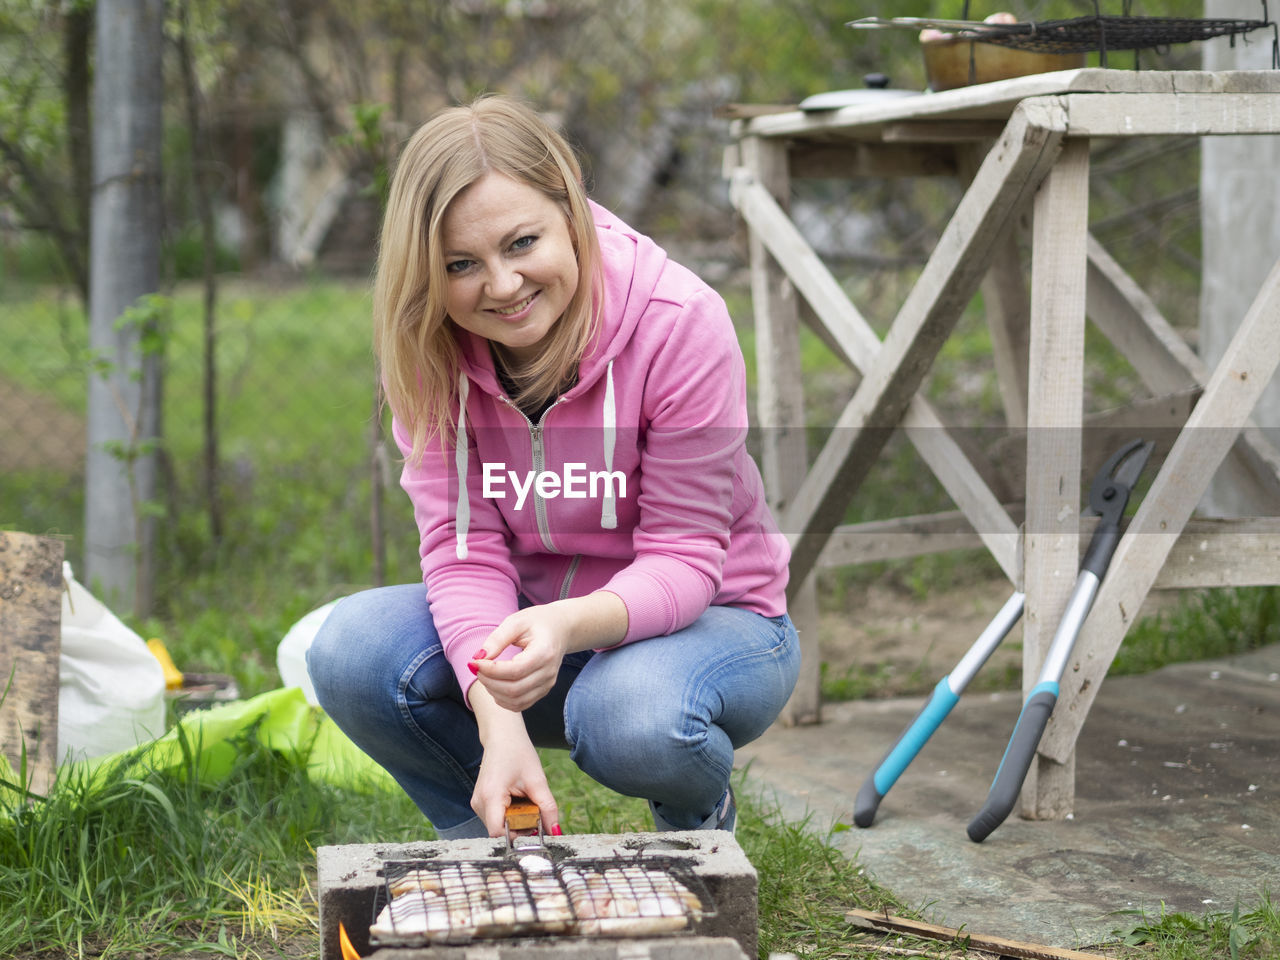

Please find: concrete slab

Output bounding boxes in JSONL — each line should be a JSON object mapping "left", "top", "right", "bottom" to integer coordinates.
{"left": 737, "top": 643, "right": 1280, "bottom": 950}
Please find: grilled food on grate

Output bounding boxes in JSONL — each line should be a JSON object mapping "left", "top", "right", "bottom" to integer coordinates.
{"left": 371, "top": 857, "right": 709, "bottom": 945}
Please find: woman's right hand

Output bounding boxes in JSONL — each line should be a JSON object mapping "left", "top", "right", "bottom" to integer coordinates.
{"left": 469, "top": 681, "right": 561, "bottom": 837}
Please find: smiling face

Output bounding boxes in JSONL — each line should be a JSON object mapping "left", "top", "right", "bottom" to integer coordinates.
{"left": 439, "top": 171, "right": 580, "bottom": 368}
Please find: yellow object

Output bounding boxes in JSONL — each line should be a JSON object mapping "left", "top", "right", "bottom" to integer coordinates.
{"left": 147, "top": 638, "right": 185, "bottom": 690}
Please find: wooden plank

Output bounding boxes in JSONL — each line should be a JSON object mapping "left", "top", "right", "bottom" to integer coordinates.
{"left": 1086, "top": 234, "right": 1280, "bottom": 512}
{"left": 881, "top": 120, "right": 1007, "bottom": 142}
{"left": 0, "top": 531, "right": 65, "bottom": 798}
{"left": 777, "top": 100, "right": 1066, "bottom": 586}
{"left": 737, "top": 71, "right": 1280, "bottom": 140}
{"left": 1085, "top": 234, "right": 1200, "bottom": 394}
{"left": 1158, "top": 517, "right": 1280, "bottom": 589}
{"left": 740, "top": 136, "right": 821, "bottom": 727}
{"left": 816, "top": 509, "right": 1004, "bottom": 568}
{"left": 846, "top": 908, "right": 1113, "bottom": 960}
{"left": 816, "top": 511, "right": 1280, "bottom": 589}
{"left": 1040, "top": 254, "right": 1280, "bottom": 764}
{"left": 982, "top": 229, "right": 1031, "bottom": 429}
{"left": 1062, "top": 92, "right": 1280, "bottom": 137}
{"left": 789, "top": 142, "right": 957, "bottom": 179}
{"left": 728, "top": 174, "right": 1019, "bottom": 582}
{"left": 958, "top": 143, "right": 1030, "bottom": 429}
{"left": 1021, "top": 137, "right": 1090, "bottom": 819}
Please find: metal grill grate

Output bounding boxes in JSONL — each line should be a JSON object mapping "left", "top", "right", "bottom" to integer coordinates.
{"left": 924, "top": 16, "right": 1271, "bottom": 55}
{"left": 371, "top": 855, "right": 715, "bottom": 946}
{"left": 849, "top": 4, "right": 1278, "bottom": 66}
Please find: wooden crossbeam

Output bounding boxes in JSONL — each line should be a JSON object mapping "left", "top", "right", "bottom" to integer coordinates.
{"left": 729, "top": 173, "right": 1020, "bottom": 583}
{"left": 817, "top": 512, "right": 1280, "bottom": 589}
{"left": 1041, "top": 254, "right": 1280, "bottom": 764}
{"left": 1063, "top": 92, "right": 1280, "bottom": 137}
{"left": 777, "top": 100, "right": 1067, "bottom": 586}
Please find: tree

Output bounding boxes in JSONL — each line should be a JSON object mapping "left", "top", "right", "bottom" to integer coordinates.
{"left": 0, "top": 0, "right": 93, "bottom": 303}
{"left": 85, "top": 0, "right": 164, "bottom": 614}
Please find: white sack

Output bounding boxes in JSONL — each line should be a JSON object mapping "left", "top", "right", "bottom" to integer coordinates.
{"left": 276, "top": 598, "right": 342, "bottom": 707}
{"left": 58, "top": 562, "right": 167, "bottom": 762}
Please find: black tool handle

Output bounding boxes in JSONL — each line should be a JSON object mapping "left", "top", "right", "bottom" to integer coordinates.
{"left": 1081, "top": 519, "right": 1121, "bottom": 579}
{"left": 967, "top": 684, "right": 1058, "bottom": 843}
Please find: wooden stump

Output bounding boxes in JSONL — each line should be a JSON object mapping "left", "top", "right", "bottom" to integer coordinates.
{"left": 0, "top": 531, "right": 65, "bottom": 797}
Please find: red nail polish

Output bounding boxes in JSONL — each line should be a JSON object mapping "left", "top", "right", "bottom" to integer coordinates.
{"left": 550, "top": 824, "right": 563, "bottom": 836}
{"left": 467, "top": 662, "right": 479, "bottom": 675}
{"left": 473, "top": 649, "right": 487, "bottom": 660}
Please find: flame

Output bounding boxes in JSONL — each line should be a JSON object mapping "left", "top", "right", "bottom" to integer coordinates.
{"left": 338, "top": 921, "right": 361, "bottom": 960}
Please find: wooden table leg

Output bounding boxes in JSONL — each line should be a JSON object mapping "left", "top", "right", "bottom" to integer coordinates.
{"left": 1021, "top": 137, "right": 1091, "bottom": 819}
{"left": 741, "top": 135, "right": 821, "bottom": 726}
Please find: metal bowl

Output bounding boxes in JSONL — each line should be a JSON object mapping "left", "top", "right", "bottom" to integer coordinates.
{"left": 921, "top": 37, "right": 1085, "bottom": 91}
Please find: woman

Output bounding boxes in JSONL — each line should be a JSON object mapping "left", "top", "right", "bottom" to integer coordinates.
{"left": 307, "top": 95, "right": 799, "bottom": 840}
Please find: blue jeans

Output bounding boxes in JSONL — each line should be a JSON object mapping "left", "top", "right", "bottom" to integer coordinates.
{"left": 306, "top": 583, "right": 800, "bottom": 837}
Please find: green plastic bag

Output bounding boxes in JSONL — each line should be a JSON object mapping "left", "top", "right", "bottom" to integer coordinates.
{"left": 76, "top": 687, "right": 395, "bottom": 793}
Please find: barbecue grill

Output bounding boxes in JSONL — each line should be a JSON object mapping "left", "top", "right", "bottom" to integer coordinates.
{"left": 317, "top": 832, "right": 758, "bottom": 960}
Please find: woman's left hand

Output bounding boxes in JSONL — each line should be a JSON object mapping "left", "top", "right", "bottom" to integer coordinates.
{"left": 470, "top": 604, "right": 573, "bottom": 712}
{"left": 470, "top": 592, "right": 629, "bottom": 712}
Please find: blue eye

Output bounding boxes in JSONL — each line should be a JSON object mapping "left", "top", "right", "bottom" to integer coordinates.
{"left": 446, "top": 259, "right": 473, "bottom": 274}
{"left": 512, "top": 235, "right": 537, "bottom": 251}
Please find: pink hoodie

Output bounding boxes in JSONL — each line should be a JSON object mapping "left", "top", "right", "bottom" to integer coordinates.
{"left": 393, "top": 201, "right": 790, "bottom": 703}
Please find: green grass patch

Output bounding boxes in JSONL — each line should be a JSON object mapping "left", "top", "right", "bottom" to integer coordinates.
{"left": 1118, "top": 895, "right": 1280, "bottom": 960}
{"left": 1113, "top": 587, "right": 1280, "bottom": 678}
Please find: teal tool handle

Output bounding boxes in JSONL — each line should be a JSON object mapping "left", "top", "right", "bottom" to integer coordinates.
{"left": 854, "top": 677, "right": 959, "bottom": 828}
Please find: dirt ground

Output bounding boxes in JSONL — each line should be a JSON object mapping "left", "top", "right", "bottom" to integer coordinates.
{"left": 818, "top": 576, "right": 1185, "bottom": 699}
{"left": 0, "top": 375, "right": 84, "bottom": 472}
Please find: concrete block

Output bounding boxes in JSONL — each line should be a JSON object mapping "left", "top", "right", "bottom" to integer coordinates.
{"left": 317, "top": 832, "right": 757, "bottom": 960}
{"left": 365, "top": 935, "right": 748, "bottom": 960}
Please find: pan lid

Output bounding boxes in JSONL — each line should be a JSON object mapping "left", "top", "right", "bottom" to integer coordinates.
{"left": 799, "top": 73, "right": 922, "bottom": 111}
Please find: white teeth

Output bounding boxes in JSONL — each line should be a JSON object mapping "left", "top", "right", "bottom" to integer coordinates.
{"left": 494, "top": 294, "right": 534, "bottom": 316}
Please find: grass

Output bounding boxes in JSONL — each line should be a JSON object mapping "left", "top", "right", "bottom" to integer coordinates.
{"left": 6, "top": 726, "right": 1276, "bottom": 959}
{"left": 1118, "top": 896, "right": 1280, "bottom": 960}
{"left": 0, "top": 716, "right": 906, "bottom": 960}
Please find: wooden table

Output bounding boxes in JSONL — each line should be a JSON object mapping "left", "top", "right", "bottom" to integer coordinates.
{"left": 725, "top": 69, "right": 1280, "bottom": 817}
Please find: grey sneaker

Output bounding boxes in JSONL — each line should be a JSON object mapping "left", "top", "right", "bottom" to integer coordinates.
{"left": 712, "top": 785, "right": 736, "bottom": 834}
{"left": 648, "top": 785, "right": 736, "bottom": 834}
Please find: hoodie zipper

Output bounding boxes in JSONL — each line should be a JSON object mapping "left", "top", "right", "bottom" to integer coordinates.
{"left": 559, "top": 554, "right": 582, "bottom": 600}
{"left": 502, "top": 395, "right": 564, "bottom": 553}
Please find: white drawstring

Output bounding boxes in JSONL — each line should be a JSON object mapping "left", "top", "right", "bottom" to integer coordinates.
{"left": 601, "top": 360, "right": 617, "bottom": 530}
{"left": 455, "top": 372, "right": 471, "bottom": 559}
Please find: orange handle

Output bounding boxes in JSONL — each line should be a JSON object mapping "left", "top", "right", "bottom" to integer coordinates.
{"left": 504, "top": 797, "right": 541, "bottom": 832}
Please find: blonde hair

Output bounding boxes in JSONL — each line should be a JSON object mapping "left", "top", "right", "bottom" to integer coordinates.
{"left": 373, "top": 95, "right": 603, "bottom": 465}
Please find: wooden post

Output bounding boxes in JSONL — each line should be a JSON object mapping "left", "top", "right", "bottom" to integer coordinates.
{"left": 1021, "top": 137, "right": 1090, "bottom": 818}
{"left": 740, "top": 135, "right": 820, "bottom": 725}
{"left": 960, "top": 143, "right": 1030, "bottom": 430}
{"left": 0, "top": 532, "right": 65, "bottom": 797}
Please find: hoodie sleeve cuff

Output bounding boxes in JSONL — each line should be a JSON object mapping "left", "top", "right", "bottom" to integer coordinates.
{"left": 600, "top": 568, "right": 683, "bottom": 645}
